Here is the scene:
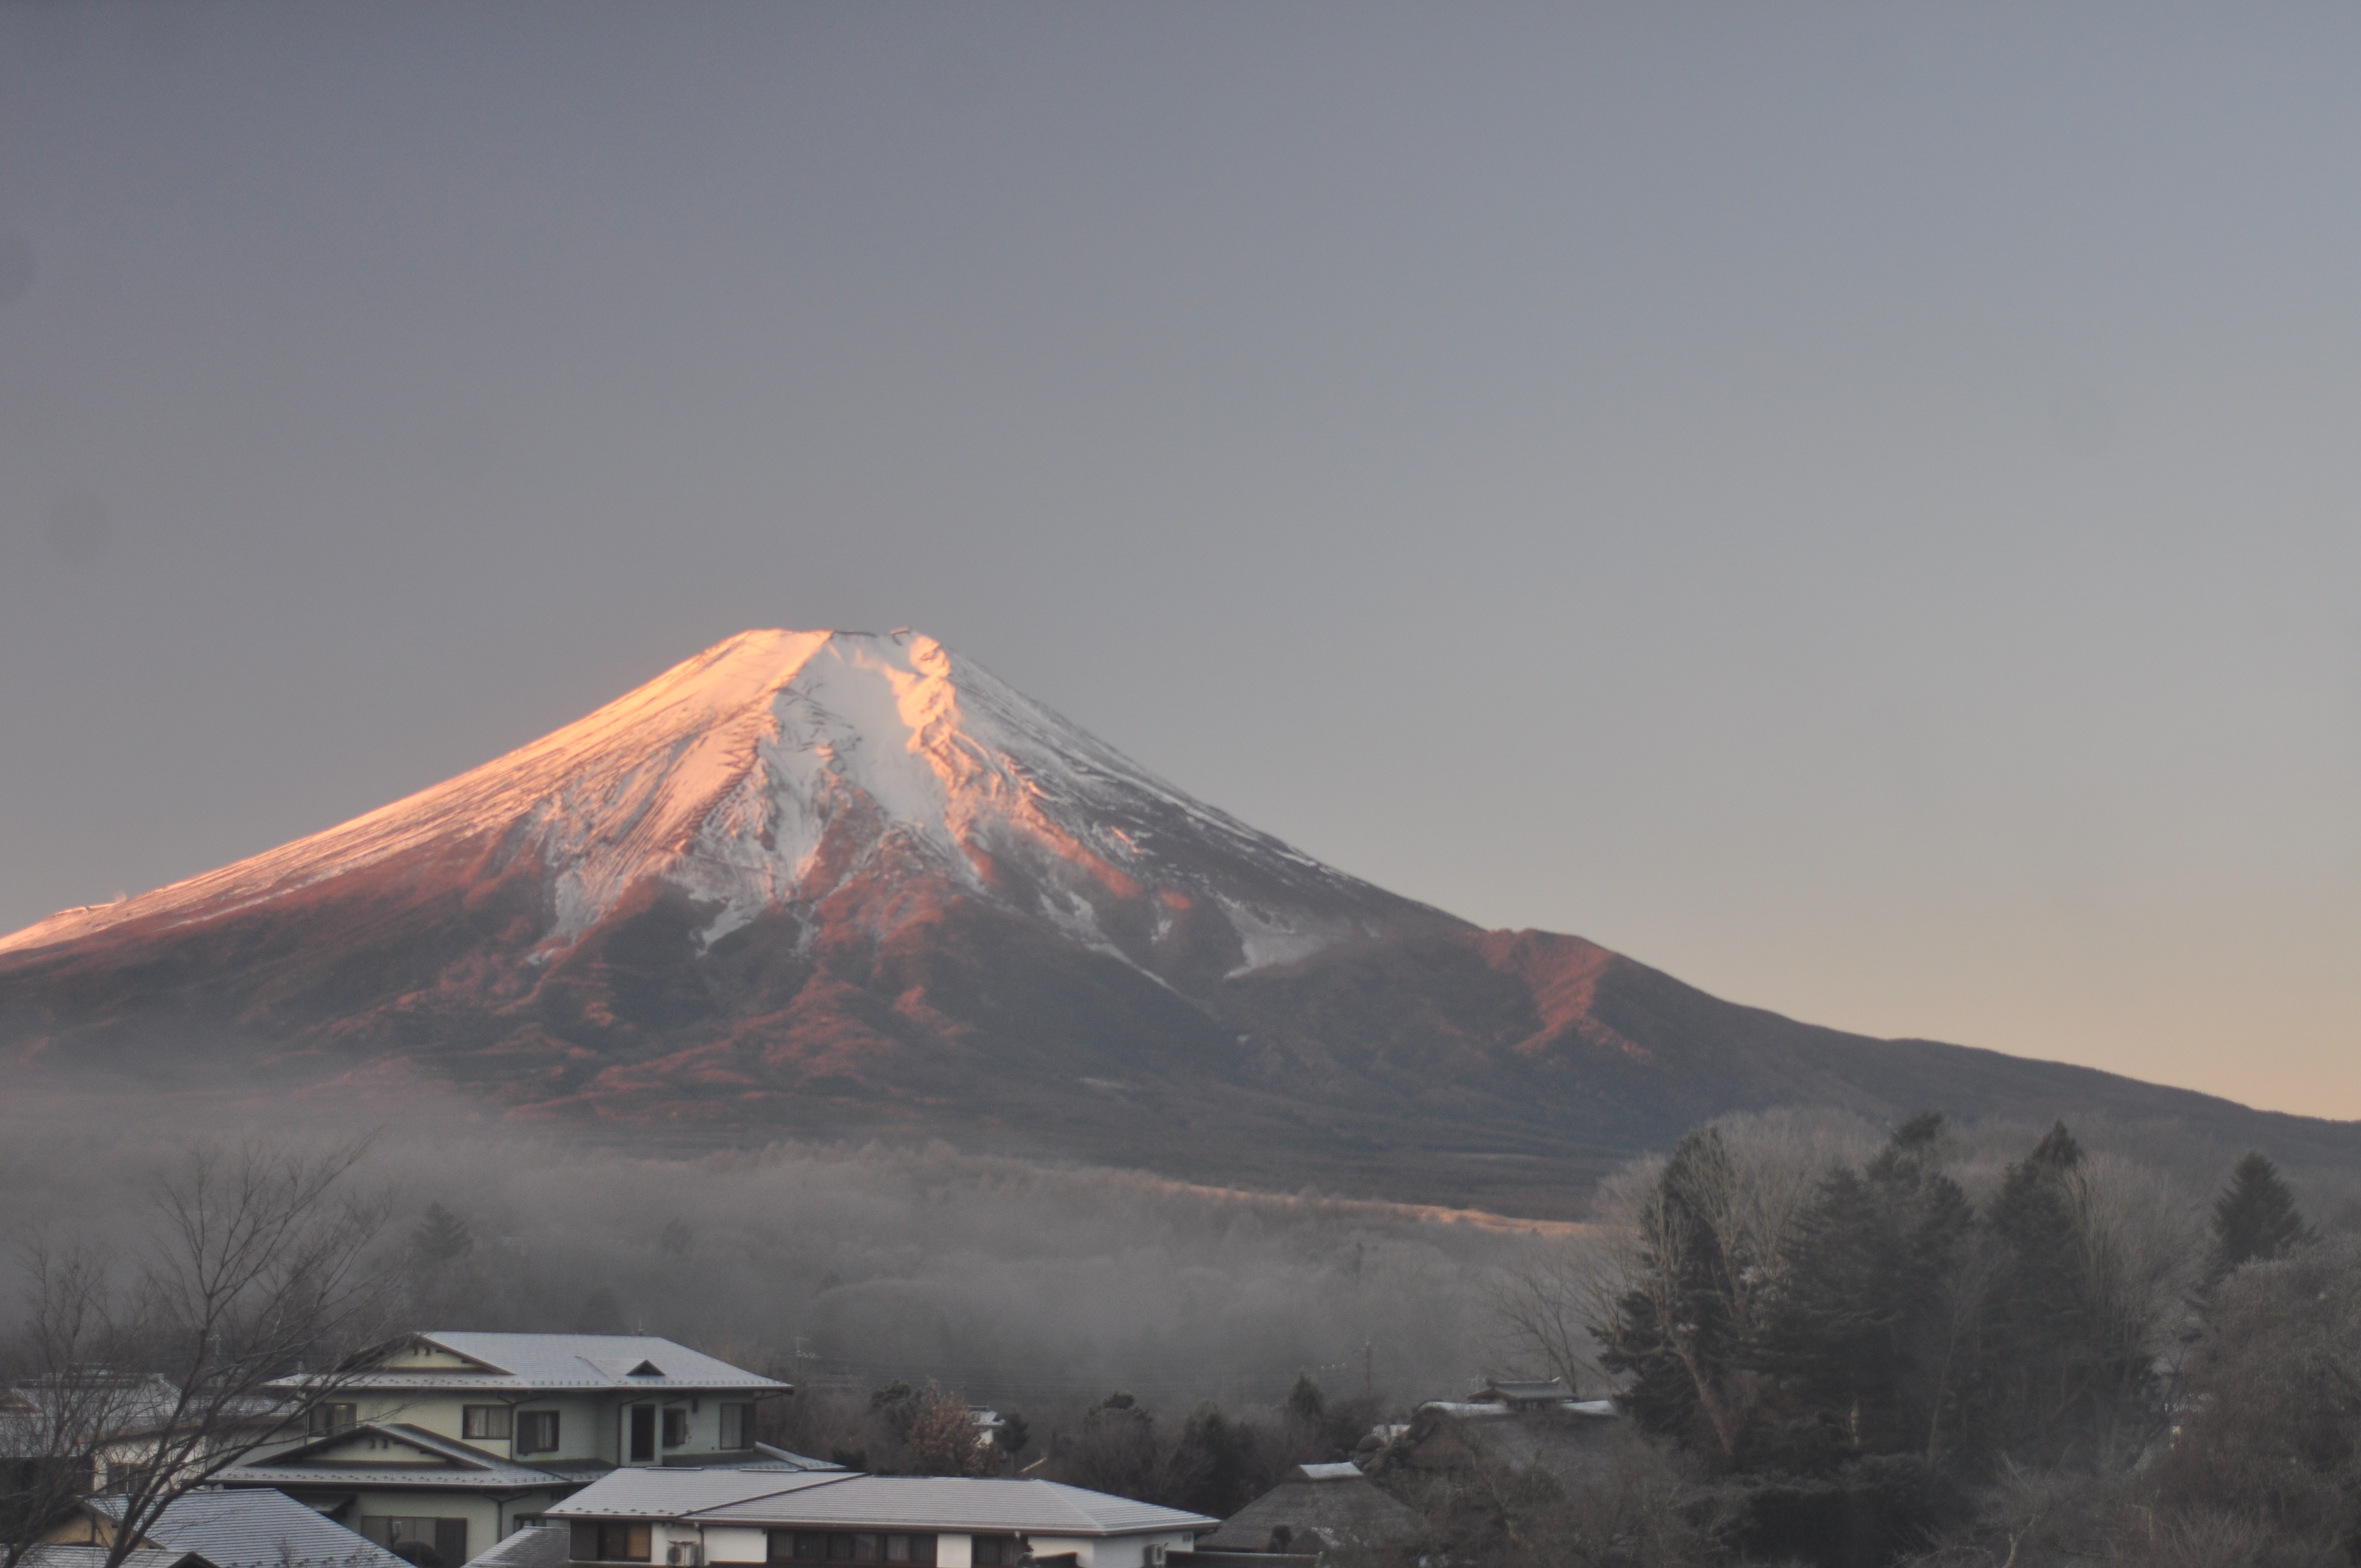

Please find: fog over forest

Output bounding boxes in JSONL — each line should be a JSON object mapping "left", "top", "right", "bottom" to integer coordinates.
{"left": 0, "top": 1106, "right": 1546, "bottom": 1409}
{"left": 6, "top": 1099, "right": 2352, "bottom": 1420}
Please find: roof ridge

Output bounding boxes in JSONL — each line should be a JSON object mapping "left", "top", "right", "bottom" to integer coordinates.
{"left": 679, "top": 1473, "right": 859, "bottom": 1519}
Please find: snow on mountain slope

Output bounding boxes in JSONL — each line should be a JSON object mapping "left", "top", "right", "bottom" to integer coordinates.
{"left": 0, "top": 629, "right": 1435, "bottom": 969}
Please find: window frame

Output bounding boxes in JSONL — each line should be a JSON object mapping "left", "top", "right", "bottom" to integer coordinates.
{"left": 765, "top": 1534, "right": 928, "bottom": 1566}
{"left": 308, "top": 1402, "right": 357, "bottom": 1439}
{"left": 579, "top": 1523, "right": 651, "bottom": 1563}
{"left": 719, "top": 1403, "right": 752, "bottom": 1451}
{"left": 516, "top": 1409, "right": 562, "bottom": 1455}
{"left": 462, "top": 1404, "right": 513, "bottom": 1441}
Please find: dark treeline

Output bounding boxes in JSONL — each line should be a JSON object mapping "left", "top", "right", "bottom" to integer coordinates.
{"left": 742, "top": 1111, "right": 2355, "bottom": 1568}
{"left": 1456, "top": 1112, "right": 2359, "bottom": 1567}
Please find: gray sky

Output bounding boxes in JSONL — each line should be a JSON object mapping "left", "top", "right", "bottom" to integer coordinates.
{"left": 2, "top": 4, "right": 2354, "bottom": 1119}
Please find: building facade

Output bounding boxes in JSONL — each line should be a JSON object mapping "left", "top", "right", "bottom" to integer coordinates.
{"left": 219, "top": 1333, "right": 791, "bottom": 1567}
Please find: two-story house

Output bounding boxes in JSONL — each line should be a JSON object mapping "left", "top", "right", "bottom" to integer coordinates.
{"left": 219, "top": 1333, "right": 791, "bottom": 1567}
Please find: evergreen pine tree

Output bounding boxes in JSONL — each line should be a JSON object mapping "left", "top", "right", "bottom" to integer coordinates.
{"left": 1758, "top": 1113, "right": 1972, "bottom": 1455}
{"left": 1975, "top": 1121, "right": 2154, "bottom": 1466}
{"left": 1595, "top": 1127, "right": 1753, "bottom": 1459}
{"left": 411, "top": 1202, "right": 474, "bottom": 1264}
{"left": 2207, "top": 1151, "right": 2311, "bottom": 1283}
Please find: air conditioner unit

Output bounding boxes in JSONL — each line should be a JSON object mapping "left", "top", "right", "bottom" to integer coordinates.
{"left": 664, "top": 1544, "right": 702, "bottom": 1566}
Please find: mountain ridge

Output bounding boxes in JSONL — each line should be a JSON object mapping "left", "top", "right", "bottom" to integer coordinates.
{"left": 3, "top": 627, "right": 2352, "bottom": 1214}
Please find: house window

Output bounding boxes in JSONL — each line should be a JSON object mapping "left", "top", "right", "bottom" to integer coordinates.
{"left": 970, "top": 1541, "right": 1017, "bottom": 1567}
{"left": 517, "top": 1411, "right": 561, "bottom": 1454}
{"left": 463, "top": 1405, "right": 513, "bottom": 1441}
{"left": 766, "top": 1536, "right": 926, "bottom": 1566}
{"left": 662, "top": 1408, "right": 690, "bottom": 1448}
{"left": 570, "top": 1523, "right": 651, "bottom": 1563}
{"left": 719, "top": 1403, "right": 753, "bottom": 1450}
{"left": 629, "top": 1406, "right": 656, "bottom": 1463}
{"left": 308, "top": 1403, "right": 357, "bottom": 1438}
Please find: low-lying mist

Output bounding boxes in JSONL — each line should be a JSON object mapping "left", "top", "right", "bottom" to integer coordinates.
{"left": 0, "top": 1104, "right": 1559, "bottom": 1411}
{"left": 4, "top": 1095, "right": 2351, "bottom": 1423}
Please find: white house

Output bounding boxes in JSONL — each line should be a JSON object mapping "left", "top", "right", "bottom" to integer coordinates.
{"left": 548, "top": 1466, "right": 1215, "bottom": 1568}
{"left": 217, "top": 1333, "right": 791, "bottom": 1566}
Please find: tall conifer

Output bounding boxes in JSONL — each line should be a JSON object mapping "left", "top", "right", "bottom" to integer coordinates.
{"left": 1759, "top": 1112, "right": 1972, "bottom": 1455}
{"left": 1596, "top": 1128, "right": 1751, "bottom": 1458}
{"left": 2206, "top": 1151, "right": 2311, "bottom": 1283}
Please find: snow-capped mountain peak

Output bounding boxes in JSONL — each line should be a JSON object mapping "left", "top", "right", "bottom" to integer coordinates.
{"left": 0, "top": 630, "right": 1429, "bottom": 972}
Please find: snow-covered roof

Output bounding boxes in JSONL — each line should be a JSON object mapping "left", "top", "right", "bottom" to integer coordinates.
{"left": 551, "top": 1472, "right": 1215, "bottom": 1538}
{"left": 91, "top": 1490, "right": 407, "bottom": 1568}
{"left": 295, "top": 1334, "right": 786, "bottom": 1395}
{"left": 1294, "top": 1463, "right": 1363, "bottom": 1481}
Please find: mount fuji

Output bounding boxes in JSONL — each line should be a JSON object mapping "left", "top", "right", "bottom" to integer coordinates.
{"left": 2, "top": 629, "right": 2350, "bottom": 1211}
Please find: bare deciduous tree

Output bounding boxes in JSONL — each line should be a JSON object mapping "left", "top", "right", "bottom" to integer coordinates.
{"left": 2, "top": 1140, "right": 394, "bottom": 1568}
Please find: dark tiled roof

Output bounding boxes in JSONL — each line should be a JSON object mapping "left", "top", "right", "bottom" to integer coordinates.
{"left": 1195, "top": 1472, "right": 1422, "bottom": 1554}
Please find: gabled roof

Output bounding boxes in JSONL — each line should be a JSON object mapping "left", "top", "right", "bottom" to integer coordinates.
{"left": 21, "top": 1548, "right": 216, "bottom": 1568}
{"left": 90, "top": 1490, "right": 409, "bottom": 1568}
{"left": 217, "top": 1423, "right": 569, "bottom": 1491}
{"left": 550, "top": 1472, "right": 1216, "bottom": 1538}
{"left": 303, "top": 1335, "right": 786, "bottom": 1395}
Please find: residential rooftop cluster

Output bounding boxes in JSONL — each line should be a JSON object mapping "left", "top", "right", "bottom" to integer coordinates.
{"left": 5, "top": 1333, "right": 1611, "bottom": 1568}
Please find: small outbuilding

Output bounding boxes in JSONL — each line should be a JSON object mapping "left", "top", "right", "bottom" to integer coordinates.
{"left": 1193, "top": 1464, "right": 1421, "bottom": 1556}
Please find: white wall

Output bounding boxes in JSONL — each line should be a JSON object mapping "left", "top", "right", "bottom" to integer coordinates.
{"left": 349, "top": 1488, "right": 502, "bottom": 1560}
{"left": 700, "top": 1527, "right": 768, "bottom": 1565}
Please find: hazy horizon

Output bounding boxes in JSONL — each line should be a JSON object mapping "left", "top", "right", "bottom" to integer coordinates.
{"left": 2, "top": 6, "right": 2354, "bottom": 1120}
